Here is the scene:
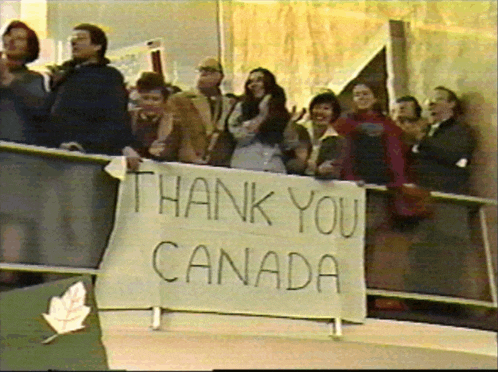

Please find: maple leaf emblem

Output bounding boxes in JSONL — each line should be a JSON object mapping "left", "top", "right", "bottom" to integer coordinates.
{"left": 41, "top": 281, "right": 91, "bottom": 344}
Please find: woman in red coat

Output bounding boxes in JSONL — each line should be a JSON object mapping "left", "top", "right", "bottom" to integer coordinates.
{"left": 336, "top": 81, "right": 406, "bottom": 187}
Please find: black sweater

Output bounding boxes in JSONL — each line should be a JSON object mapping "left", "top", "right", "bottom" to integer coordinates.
{"left": 46, "top": 60, "right": 135, "bottom": 155}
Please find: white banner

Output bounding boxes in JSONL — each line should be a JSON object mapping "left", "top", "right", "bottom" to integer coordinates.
{"left": 96, "top": 161, "right": 366, "bottom": 322}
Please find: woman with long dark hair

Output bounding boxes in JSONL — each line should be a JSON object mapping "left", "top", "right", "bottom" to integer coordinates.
{"left": 228, "top": 68, "right": 292, "bottom": 173}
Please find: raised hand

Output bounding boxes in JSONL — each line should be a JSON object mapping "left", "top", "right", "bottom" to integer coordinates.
{"left": 290, "top": 105, "right": 306, "bottom": 123}
{"left": 122, "top": 146, "right": 142, "bottom": 171}
{"left": 258, "top": 94, "right": 272, "bottom": 118}
{"left": 149, "top": 139, "right": 166, "bottom": 157}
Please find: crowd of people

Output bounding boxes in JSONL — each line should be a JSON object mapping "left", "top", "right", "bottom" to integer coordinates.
{"left": 1, "top": 21, "right": 477, "bottom": 197}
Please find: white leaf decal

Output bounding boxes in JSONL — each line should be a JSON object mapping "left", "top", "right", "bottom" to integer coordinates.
{"left": 41, "top": 281, "right": 91, "bottom": 344}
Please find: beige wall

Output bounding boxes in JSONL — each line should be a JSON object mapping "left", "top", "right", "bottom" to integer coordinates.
{"left": 230, "top": 0, "right": 497, "bottom": 195}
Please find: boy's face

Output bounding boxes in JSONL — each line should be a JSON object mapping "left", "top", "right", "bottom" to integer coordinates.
{"left": 138, "top": 89, "right": 165, "bottom": 116}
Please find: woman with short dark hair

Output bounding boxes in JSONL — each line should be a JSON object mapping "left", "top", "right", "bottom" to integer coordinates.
{"left": 292, "top": 90, "right": 347, "bottom": 179}
{"left": 0, "top": 20, "right": 47, "bottom": 145}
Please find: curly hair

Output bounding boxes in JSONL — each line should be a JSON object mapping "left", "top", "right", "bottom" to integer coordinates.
{"left": 241, "top": 68, "right": 290, "bottom": 145}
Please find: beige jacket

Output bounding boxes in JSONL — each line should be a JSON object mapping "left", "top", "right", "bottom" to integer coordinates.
{"left": 168, "top": 89, "right": 234, "bottom": 164}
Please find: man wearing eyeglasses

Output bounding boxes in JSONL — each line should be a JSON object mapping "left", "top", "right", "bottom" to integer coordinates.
{"left": 167, "top": 57, "right": 235, "bottom": 166}
{"left": 46, "top": 23, "right": 140, "bottom": 169}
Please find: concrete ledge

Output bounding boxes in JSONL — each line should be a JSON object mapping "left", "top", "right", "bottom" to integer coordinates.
{"left": 98, "top": 310, "right": 497, "bottom": 358}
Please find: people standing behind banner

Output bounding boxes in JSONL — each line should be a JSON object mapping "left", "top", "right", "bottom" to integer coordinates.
{"left": 336, "top": 81, "right": 406, "bottom": 187}
{"left": 44, "top": 23, "right": 140, "bottom": 169}
{"left": 130, "top": 72, "right": 181, "bottom": 161}
{"left": 411, "top": 86, "right": 475, "bottom": 195}
{"left": 228, "top": 68, "right": 296, "bottom": 173}
{"left": 0, "top": 21, "right": 48, "bottom": 145}
{"left": 167, "top": 57, "right": 235, "bottom": 167}
{"left": 293, "top": 90, "right": 347, "bottom": 179}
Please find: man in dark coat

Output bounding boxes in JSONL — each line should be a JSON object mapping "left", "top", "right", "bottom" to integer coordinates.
{"left": 46, "top": 24, "right": 140, "bottom": 168}
{"left": 412, "top": 86, "right": 475, "bottom": 195}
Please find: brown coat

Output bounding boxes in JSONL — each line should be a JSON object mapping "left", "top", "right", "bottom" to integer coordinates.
{"left": 168, "top": 89, "right": 234, "bottom": 165}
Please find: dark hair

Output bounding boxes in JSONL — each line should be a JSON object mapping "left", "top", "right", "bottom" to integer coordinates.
{"left": 73, "top": 23, "right": 107, "bottom": 59}
{"left": 396, "top": 95, "right": 422, "bottom": 119}
{"left": 351, "top": 80, "right": 385, "bottom": 115}
{"left": 2, "top": 20, "right": 40, "bottom": 63}
{"left": 244, "top": 68, "right": 278, "bottom": 96}
{"left": 241, "top": 68, "right": 290, "bottom": 145}
{"left": 309, "top": 91, "right": 342, "bottom": 123}
{"left": 136, "top": 72, "right": 170, "bottom": 100}
{"left": 242, "top": 67, "right": 287, "bottom": 113}
{"left": 434, "top": 86, "right": 462, "bottom": 116}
